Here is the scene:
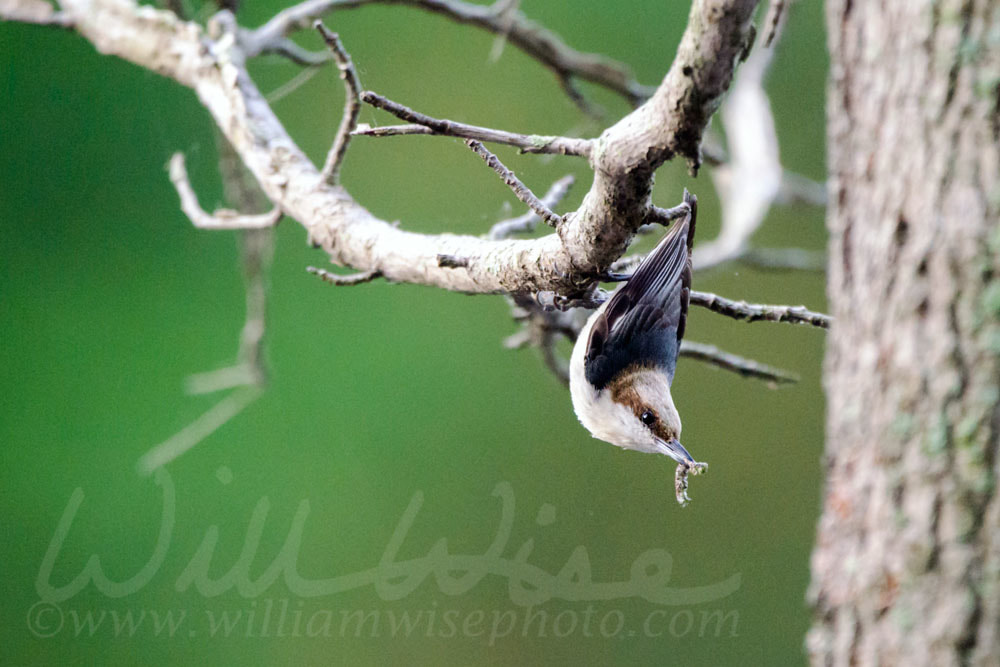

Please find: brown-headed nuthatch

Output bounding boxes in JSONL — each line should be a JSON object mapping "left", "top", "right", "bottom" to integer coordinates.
{"left": 569, "top": 190, "right": 707, "bottom": 505}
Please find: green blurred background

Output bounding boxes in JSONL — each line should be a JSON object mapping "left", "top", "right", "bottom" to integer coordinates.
{"left": 1, "top": 1, "right": 828, "bottom": 664}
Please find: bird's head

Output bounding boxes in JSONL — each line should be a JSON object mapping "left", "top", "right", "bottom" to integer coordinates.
{"left": 592, "top": 364, "right": 693, "bottom": 464}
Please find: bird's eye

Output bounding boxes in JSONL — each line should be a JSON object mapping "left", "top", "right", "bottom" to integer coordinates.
{"left": 640, "top": 410, "right": 657, "bottom": 426}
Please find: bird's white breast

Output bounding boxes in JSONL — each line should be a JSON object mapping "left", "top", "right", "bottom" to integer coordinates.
{"left": 569, "top": 308, "right": 657, "bottom": 453}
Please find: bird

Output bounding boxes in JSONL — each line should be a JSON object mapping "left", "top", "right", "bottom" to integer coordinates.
{"left": 569, "top": 190, "right": 706, "bottom": 505}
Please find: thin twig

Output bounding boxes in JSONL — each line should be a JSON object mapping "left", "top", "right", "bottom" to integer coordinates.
{"left": 487, "top": 0, "right": 519, "bottom": 62}
{"left": 679, "top": 340, "right": 798, "bottom": 385}
{"left": 489, "top": 174, "right": 574, "bottom": 240}
{"left": 693, "top": 12, "right": 783, "bottom": 271}
{"left": 360, "top": 91, "right": 592, "bottom": 157}
{"left": 266, "top": 65, "right": 322, "bottom": 103}
{"left": 260, "top": 37, "right": 332, "bottom": 66}
{"left": 740, "top": 247, "right": 826, "bottom": 272}
{"left": 557, "top": 73, "right": 604, "bottom": 118}
{"left": 465, "top": 140, "right": 563, "bottom": 228}
{"left": 353, "top": 123, "right": 435, "bottom": 137}
{"left": 138, "top": 386, "right": 262, "bottom": 473}
{"left": 315, "top": 21, "right": 361, "bottom": 185}
{"left": 307, "top": 265, "right": 384, "bottom": 285}
{"left": 540, "top": 329, "right": 569, "bottom": 385}
{"left": 689, "top": 290, "right": 832, "bottom": 328}
{"left": 777, "top": 170, "right": 828, "bottom": 207}
{"left": 168, "top": 153, "right": 281, "bottom": 229}
{"left": 648, "top": 202, "right": 692, "bottom": 226}
{"left": 761, "top": 0, "right": 789, "bottom": 48}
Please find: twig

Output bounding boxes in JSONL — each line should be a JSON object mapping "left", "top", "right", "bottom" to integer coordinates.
{"left": 248, "top": 0, "right": 653, "bottom": 108}
{"left": 487, "top": 0, "right": 519, "bottom": 63}
{"left": 138, "top": 386, "right": 261, "bottom": 473}
{"left": 740, "top": 247, "right": 826, "bottom": 272}
{"left": 689, "top": 290, "right": 832, "bottom": 328}
{"left": 777, "top": 170, "right": 828, "bottom": 207}
{"left": 266, "top": 65, "right": 322, "bottom": 103}
{"left": 219, "top": 133, "right": 274, "bottom": 385}
{"left": 557, "top": 73, "right": 604, "bottom": 118}
{"left": 353, "top": 123, "right": 435, "bottom": 137}
{"left": 465, "top": 140, "right": 562, "bottom": 228}
{"left": 648, "top": 202, "right": 692, "bottom": 226}
{"left": 168, "top": 153, "right": 281, "bottom": 229}
{"left": 609, "top": 254, "right": 645, "bottom": 275}
{"left": 360, "top": 91, "right": 592, "bottom": 157}
{"left": 679, "top": 340, "right": 798, "bottom": 385}
{"left": 761, "top": 0, "right": 789, "bottom": 48}
{"left": 315, "top": 21, "right": 361, "bottom": 184}
{"left": 539, "top": 329, "right": 570, "bottom": 385}
{"left": 489, "top": 174, "right": 574, "bottom": 240}
{"left": 307, "top": 265, "right": 384, "bottom": 285}
{"left": 259, "top": 37, "right": 332, "bottom": 66}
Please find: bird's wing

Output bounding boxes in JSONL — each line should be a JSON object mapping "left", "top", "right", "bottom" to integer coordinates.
{"left": 584, "top": 192, "right": 697, "bottom": 390}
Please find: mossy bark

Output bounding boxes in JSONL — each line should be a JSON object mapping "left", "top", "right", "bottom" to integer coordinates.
{"left": 810, "top": 1, "right": 1000, "bottom": 665}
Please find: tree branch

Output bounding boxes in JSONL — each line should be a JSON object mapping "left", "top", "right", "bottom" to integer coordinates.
{"left": 307, "top": 265, "right": 384, "bottom": 285}
{"left": 358, "top": 91, "right": 592, "bottom": 157}
{"left": 679, "top": 340, "right": 798, "bottom": 384}
{"left": 259, "top": 37, "right": 332, "bottom": 66}
{"left": 0, "top": 0, "right": 72, "bottom": 26}
{"left": 489, "top": 174, "right": 574, "bottom": 240}
{"left": 9, "top": 0, "right": 760, "bottom": 298}
{"left": 689, "top": 290, "right": 831, "bottom": 328}
{"left": 314, "top": 21, "right": 361, "bottom": 185}
{"left": 168, "top": 153, "right": 282, "bottom": 229}
{"left": 465, "top": 139, "right": 562, "bottom": 228}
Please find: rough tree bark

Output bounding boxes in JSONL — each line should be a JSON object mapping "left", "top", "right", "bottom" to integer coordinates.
{"left": 809, "top": 1, "right": 1000, "bottom": 665}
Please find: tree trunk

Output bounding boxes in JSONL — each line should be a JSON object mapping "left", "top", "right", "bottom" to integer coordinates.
{"left": 809, "top": 1, "right": 1000, "bottom": 665}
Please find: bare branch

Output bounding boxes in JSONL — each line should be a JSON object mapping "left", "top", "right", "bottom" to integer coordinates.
{"left": 265, "top": 66, "right": 322, "bottom": 103}
{"left": 259, "top": 37, "right": 332, "bottom": 66}
{"left": 486, "top": 0, "right": 519, "bottom": 63}
{"left": 360, "top": 91, "right": 592, "bottom": 157}
{"left": 168, "top": 153, "right": 281, "bottom": 230}
{"left": 314, "top": 21, "right": 361, "bottom": 184}
{"left": 740, "top": 247, "right": 826, "bottom": 272}
{"left": 648, "top": 202, "right": 693, "bottom": 226}
{"left": 761, "top": 0, "right": 788, "bottom": 48}
{"left": 689, "top": 290, "right": 831, "bottom": 328}
{"left": 307, "top": 265, "right": 384, "bottom": 285}
{"left": 353, "top": 123, "right": 434, "bottom": 137}
{"left": 0, "top": 0, "right": 72, "bottom": 27}
{"left": 248, "top": 0, "right": 653, "bottom": 107}
{"left": 557, "top": 73, "right": 604, "bottom": 118}
{"left": 540, "top": 329, "right": 570, "bottom": 385}
{"left": 465, "top": 139, "right": 562, "bottom": 228}
{"left": 679, "top": 340, "right": 798, "bottom": 384}
{"left": 692, "top": 25, "right": 782, "bottom": 270}
{"left": 28, "top": 0, "right": 761, "bottom": 298}
{"left": 777, "top": 170, "right": 828, "bottom": 206}
{"left": 489, "top": 174, "right": 574, "bottom": 240}
{"left": 138, "top": 386, "right": 261, "bottom": 473}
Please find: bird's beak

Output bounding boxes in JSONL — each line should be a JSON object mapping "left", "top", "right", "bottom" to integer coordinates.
{"left": 656, "top": 437, "right": 694, "bottom": 465}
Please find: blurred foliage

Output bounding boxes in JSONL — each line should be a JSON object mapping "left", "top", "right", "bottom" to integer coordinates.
{"left": 0, "top": 1, "right": 828, "bottom": 664}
